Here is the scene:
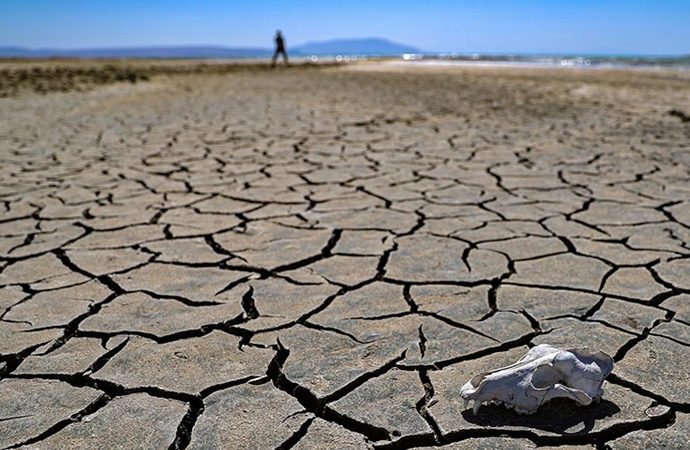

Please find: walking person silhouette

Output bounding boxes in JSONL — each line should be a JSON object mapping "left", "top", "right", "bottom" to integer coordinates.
{"left": 271, "top": 30, "right": 289, "bottom": 66}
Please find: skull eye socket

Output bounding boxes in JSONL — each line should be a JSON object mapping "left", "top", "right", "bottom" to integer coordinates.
{"left": 531, "top": 364, "right": 561, "bottom": 389}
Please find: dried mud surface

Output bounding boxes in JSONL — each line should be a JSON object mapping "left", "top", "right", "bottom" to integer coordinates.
{"left": 1, "top": 61, "right": 690, "bottom": 449}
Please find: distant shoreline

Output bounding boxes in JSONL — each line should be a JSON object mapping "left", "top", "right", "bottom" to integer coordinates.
{"left": 2, "top": 53, "right": 688, "bottom": 70}
{"left": 386, "top": 58, "right": 690, "bottom": 71}
{"left": 2, "top": 54, "right": 689, "bottom": 69}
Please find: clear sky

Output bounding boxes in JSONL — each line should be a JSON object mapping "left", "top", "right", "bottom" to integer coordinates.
{"left": 2, "top": 0, "right": 689, "bottom": 55}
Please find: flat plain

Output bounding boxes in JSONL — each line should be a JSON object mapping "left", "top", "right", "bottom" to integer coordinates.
{"left": 1, "top": 60, "right": 689, "bottom": 449}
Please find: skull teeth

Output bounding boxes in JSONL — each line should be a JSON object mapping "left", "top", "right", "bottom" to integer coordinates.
{"left": 463, "top": 398, "right": 540, "bottom": 415}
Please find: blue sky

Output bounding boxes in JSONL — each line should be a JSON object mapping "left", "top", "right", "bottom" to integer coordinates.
{"left": 2, "top": 1, "right": 689, "bottom": 55}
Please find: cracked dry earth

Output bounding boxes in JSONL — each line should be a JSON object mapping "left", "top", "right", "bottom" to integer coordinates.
{"left": 1, "top": 62, "right": 690, "bottom": 449}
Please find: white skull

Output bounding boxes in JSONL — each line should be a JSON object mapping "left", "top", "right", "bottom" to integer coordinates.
{"left": 459, "top": 344, "right": 614, "bottom": 415}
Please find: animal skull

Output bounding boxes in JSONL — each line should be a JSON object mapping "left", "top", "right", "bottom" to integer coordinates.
{"left": 460, "top": 344, "right": 614, "bottom": 415}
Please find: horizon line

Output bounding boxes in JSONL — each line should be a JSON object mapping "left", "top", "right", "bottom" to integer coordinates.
{"left": 1, "top": 44, "right": 688, "bottom": 58}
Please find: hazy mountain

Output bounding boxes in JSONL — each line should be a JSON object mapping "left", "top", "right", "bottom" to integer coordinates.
{"left": 0, "top": 45, "right": 272, "bottom": 59}
{"left": 293, "top": 38, "right": 421, "bottom": 55}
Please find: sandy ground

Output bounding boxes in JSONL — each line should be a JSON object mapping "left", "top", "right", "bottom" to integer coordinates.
{"left": 1, "top": 61, "right": 690, "bottom": 449}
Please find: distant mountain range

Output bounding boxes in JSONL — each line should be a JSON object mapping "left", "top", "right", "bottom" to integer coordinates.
{"left": 0, "top": 38, "right": 422, "bottom": 59}
{"left": 293, "top": 38, "right": 420, "bottom": 55}
{"left": 0, "top": 45, "right": 272, "bottom": 59}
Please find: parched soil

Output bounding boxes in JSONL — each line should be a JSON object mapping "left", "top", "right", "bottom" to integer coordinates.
{"left": 1, "top": 61, "right": 689, "bottom": 449}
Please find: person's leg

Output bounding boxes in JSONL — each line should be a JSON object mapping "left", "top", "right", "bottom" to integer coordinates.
{"left": 282, "top": 50, "right": 289, "bottom": 65}
{"left": 271, "top": 50, "right": 278, "bottom": 66}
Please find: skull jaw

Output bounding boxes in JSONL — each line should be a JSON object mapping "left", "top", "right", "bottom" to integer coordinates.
{"left": 461, "top": 385, "right": 596, "bottom": 415}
